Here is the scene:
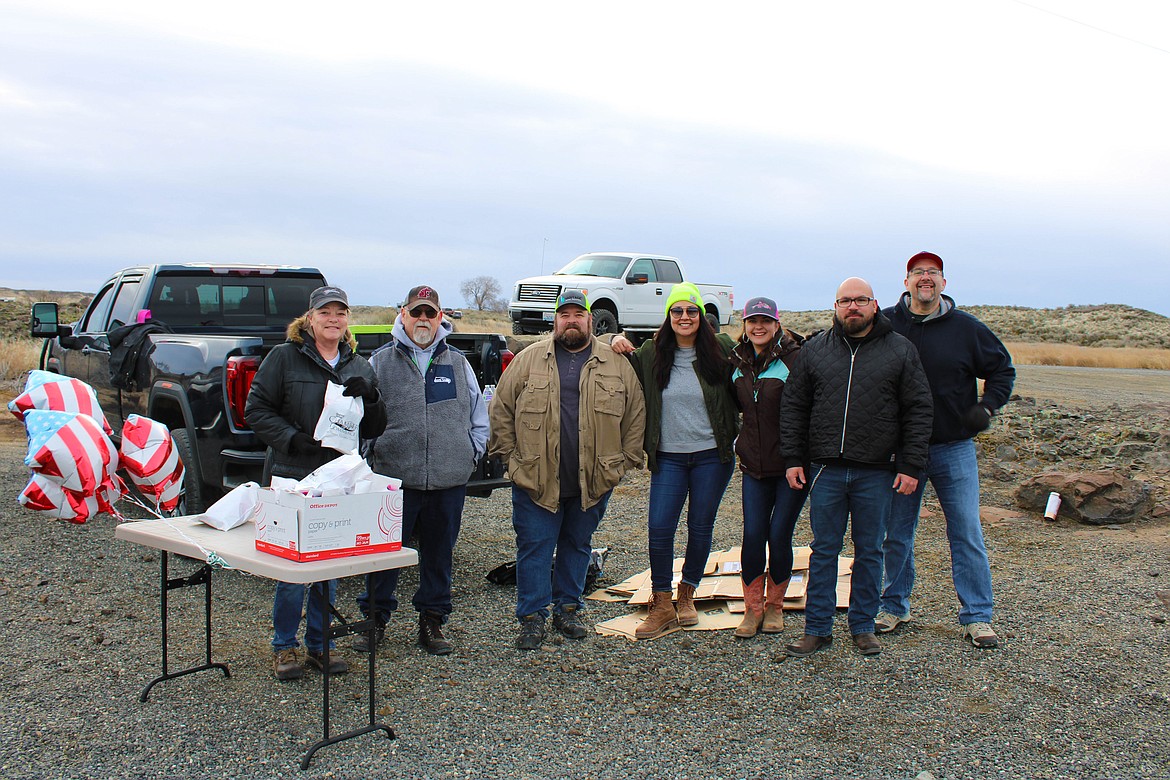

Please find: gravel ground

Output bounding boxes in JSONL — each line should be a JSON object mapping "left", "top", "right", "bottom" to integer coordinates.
{"left": 1, "top": 371, "right": 1169, "bottom": 780}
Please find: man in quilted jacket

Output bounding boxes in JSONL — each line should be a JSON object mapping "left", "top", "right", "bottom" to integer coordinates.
{"left": 779, "top": 277, "right": 933, "bottom": 658}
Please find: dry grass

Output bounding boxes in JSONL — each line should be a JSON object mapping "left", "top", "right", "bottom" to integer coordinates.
{"left": 0, "top": 338, "right": 47, "bottom": 381}
{"left": 1005, "top": 342, "right": 1170, "bottom": 369}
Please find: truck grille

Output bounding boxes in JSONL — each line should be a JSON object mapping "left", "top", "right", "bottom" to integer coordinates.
{"left": 517, "top": 284, "right": 561, "bottom": 304}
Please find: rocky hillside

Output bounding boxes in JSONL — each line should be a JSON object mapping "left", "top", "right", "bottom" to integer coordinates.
{"left": 775, "top": 303, "right": 1170, "bottom": 349}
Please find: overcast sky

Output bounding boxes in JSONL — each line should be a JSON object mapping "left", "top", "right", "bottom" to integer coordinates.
{"left": 2, "top": 1, "right": 1168, "bottom": 316}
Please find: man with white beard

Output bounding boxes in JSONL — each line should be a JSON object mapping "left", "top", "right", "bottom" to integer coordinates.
{"left": 489, "top": 290, "right": 645, "bottom": 650}
{"left": 356, "top": 284, "right": 488, "bottom": 656}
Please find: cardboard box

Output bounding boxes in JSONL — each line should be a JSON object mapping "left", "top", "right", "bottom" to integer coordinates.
{"left": 254, "top": 487, "right": 403, "bottom": 562}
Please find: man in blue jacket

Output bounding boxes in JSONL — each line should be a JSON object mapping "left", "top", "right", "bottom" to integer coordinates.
{"left": 877, "top": 252, "right": 1015, "bottom": 648}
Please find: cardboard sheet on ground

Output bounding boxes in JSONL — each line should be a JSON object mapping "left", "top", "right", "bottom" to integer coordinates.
{"left": 599, "top": 548, "right": 855, "bottom": 636}
{"left": 596, "top": 600, "right": 739, "bottom": 639}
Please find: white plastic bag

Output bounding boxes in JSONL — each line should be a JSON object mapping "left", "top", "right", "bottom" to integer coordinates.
{"left": 294, "top": 452, "right": 371, "bottom": 494}
{"left": 192, "top": 481, "right": 260, "bottom": 531}
{"left": 313, "top": 381, "right": 363, "bottom": 454}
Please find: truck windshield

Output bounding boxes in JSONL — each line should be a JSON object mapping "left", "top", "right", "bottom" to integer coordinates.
{"left": 146, "top": 273, "right": 324, "bottom": 328}
{"left": 555, "top": 255, "right": 630, "bottom": 279}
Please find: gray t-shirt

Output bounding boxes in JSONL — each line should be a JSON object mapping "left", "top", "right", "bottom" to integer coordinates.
{"left": 658, "top": 346, "right": 716, "bottom": 454}
{"left": 555, "top": 342, "right": 585, "bottom": 499}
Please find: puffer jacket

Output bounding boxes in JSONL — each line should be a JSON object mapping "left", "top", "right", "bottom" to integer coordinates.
{"left": 246, "top": 328, "right": 387, "bottom": 481}
{"left": 731, "top": 329, "right": 803, "bottom": 479}
{"left": 625, "top": 333, "right": 739, "bottom": 473}
{"left": 885, "top": 293, "right": 1015, "bottom": 444}
{"left": 778, "top": 312, "right": 932, "bottom": 477}
{"left": 488, "top": 335, "right": 645, "bottom": 512}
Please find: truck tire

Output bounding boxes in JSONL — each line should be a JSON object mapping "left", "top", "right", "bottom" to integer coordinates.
{"left": 170, "top": 428, "right": 207, "bottom": 516}
{"left": 512, "top": 321, "right": 526, "bottom": 335}
{"left": 592, "top": 310, "right": 619, "bottom": 336}
{"left": 706, "top": 311, "right": 720, "bottom": 332}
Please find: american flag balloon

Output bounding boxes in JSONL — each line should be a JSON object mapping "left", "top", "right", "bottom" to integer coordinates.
{"left": 19, "top": 473, "right": 102, "bottom": 523}
{"left": 23, "top": 409, "right": 120, "bottom": 497}
{"left": 8, "top": 370, "right": 114, "bottom": 436}
{"left": 120, "top": 415, "right": 184, "bottom": 512}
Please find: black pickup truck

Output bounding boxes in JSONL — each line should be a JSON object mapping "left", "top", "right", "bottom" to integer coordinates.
{"left": 31, "top": 264, "right": 512, "bottom": 512}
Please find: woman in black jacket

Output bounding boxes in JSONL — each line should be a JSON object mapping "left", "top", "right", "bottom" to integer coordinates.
{"left": 729, "top": 297, "right": 807, "bottom": 638}
{"left": 245, "top": 286, "right": 386, "bottom": 680}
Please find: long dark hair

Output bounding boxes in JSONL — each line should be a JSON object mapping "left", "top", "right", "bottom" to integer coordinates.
{"left": 652, "top": 313, "right": 727, "bottom": 390}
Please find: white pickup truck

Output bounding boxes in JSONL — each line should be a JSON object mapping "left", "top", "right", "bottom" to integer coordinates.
{"left": 509, "top": 252, "right": 735, "bottom": 339}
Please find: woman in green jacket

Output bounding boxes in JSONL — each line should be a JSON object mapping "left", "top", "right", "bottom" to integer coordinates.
{"left": 610, "top": 283, "right": 738, "bottom": 640}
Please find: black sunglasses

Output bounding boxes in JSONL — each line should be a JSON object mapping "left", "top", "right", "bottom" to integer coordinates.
{"left": 409, "top": 306, "right": 439, "bottom": 319}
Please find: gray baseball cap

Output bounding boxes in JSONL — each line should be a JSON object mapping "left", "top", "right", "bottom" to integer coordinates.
{"left": 555, "top": 290, "right": 590, "bottom": 311}
{"left": 309, "top": 285, "right": 349, "bottom": 309}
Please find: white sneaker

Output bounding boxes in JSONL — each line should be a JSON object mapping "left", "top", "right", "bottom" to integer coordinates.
{"left": 874, "top": 611, "right": 908, "bottom": 634}
{"left": 961, "top": 622, "right": 999, "bottom": 648}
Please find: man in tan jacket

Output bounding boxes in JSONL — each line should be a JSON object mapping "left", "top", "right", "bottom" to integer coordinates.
{"left": 489, "top": 290, "right": 645, "bottom": 650}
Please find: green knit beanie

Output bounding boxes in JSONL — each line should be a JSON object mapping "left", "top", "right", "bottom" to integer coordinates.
{"left": 664, "top": 282, "right": 703, "bottom": 316}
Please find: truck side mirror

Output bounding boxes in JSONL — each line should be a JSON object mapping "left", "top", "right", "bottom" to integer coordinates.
{"left": 30, "top": 302, "right": 65, "bottom": 338}
{"left": 627, "top": 273, "right": 649, "bottom": 285}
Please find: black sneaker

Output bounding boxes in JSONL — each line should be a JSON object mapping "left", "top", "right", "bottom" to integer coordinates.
{"left": 305, "top": 650, "right": 349, "bottom": 675}
{"left": 516, "top": 614, "right": 545, "bottom": 650}
{"left": 353, "top": 621, "right": 386, "bottom": 653}
{"left": 552, "top": 605, "right": 589, "bottom": 640}
{"left": 418, "top": 612, "right": 453, "bottom": 656}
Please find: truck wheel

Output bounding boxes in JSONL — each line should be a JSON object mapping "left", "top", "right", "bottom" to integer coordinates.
{"left": 170, "top": 428, "right": 207, "bottom": 515}
{"left": 592, "top": 310, "right": 619, "bottom": 335}
{"left": 511, "top": 321, "right": 526, "bottom": 335}
{"left": 705, "top": 312, "right": 720, "bottom": 332}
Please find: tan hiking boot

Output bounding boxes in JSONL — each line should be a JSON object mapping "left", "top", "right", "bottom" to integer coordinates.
{"left": 676, "top": 582, "right": 699, "bottom": 626}
{"left": 762, "top": 577, "right": 788, "bottom": 634}
{"left": 273, "top": 648, "right": 303, "bottom": 681}
{"left": 635, "top": 591, "right": 678, "bottom": 639}
{"left": 734, "top": 575, "right": 766, "bottom": 639}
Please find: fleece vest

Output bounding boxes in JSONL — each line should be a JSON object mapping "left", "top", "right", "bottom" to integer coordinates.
{"left": 368, "top": 340, "right": 476, "bottom": 490}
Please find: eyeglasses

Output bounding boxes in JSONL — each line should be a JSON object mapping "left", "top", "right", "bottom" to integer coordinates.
{"left": 834, "top": 296, "right": 873, "bottom": 308}
{"left": 908, "top": 268, "right": 943, "bottom": 278}
{"left": 669, "top": 307, "right": 701, "bottom": 318}
{"left": 408, "top": 306, "right": 439, "bottom": 319}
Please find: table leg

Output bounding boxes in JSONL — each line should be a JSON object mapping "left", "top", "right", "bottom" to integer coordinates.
{"left": 140, "top": 552, "right": 231, "bottom": 702}
{"left": 300, "top": 579, "right": 394, "bottom": 770}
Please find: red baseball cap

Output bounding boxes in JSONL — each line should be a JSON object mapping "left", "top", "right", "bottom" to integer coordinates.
{"left": 906, "top": 251, "right": 943, "bottom": 273}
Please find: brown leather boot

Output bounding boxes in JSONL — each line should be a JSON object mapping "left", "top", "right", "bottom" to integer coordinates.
{"left": 734, "top": 575, "right": 766, "bottom": 638}
{"left": 675, "top": 582, "right": 699, "bottom": 626}
{"left": 762, "top": 577, "right": 788, "bottom": 634}
{"left": 635, "top": 591, "right": 678, "bottom": 639}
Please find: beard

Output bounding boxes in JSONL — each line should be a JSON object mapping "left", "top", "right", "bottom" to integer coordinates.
{"left": 411, "top": 324, "right": 435, "bottom": 347}
{"left": 555, "top": 323, "right": 589, "bottom": 350}
{"left": 836, "top": 311, "right": 873, "bottom": 336}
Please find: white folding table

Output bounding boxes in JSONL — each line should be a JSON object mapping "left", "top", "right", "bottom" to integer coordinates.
{"left": 114, "top": 516, "right": 418, "bottom": 770}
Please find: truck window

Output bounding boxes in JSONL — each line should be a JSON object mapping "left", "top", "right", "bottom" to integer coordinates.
{"left": 79, "top": 284, "right": 116, "bottom": 334}
{"left": 654, "top": 260, "right": 683, "bottom": 284}
{"left": 629, "top": 258, "right": 657, "bottom": 282}
{"left": 107, "top": 276, "right": 144, "bottom": 329}
{"left": 147, "top": 274, "right": 319, "bottom": 328}
{"left": 557, "top": 255, "right": 632, "bottom": 278}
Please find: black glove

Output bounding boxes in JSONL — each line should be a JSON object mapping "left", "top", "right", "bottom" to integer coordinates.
{"left": 289, "top": 431, "right": 321, "bottom": 456}
{"left": 964, "top": 403, "right": 993, "bottom": 432}
{"left": 342, "top": 376, "right": 379, "bottom": 403}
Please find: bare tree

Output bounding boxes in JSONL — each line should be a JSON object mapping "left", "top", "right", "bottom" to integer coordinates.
{"left": 460, "top": 276, "right": 504, "bottom": 311}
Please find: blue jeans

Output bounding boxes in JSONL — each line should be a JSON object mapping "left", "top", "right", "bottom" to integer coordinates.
{"left": 512, "top": 486, "right": 610, "bottom": 620}
{"left": 358, "top": 485, "right": 466, "bottom": 624}
{"left": 272, "top": 579, "right": 338, "bottom": 653}
{"left": 881, "top": 438, "right": 994, "bottom": 625}
{"left": 804, "top": 465, "right": 892, "bottom": 637}
{"left": 648, "top": 449, "right": 735, "bottom": 591}
{"left": 740, "top": 473, "right": 809, "bottom": 584}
